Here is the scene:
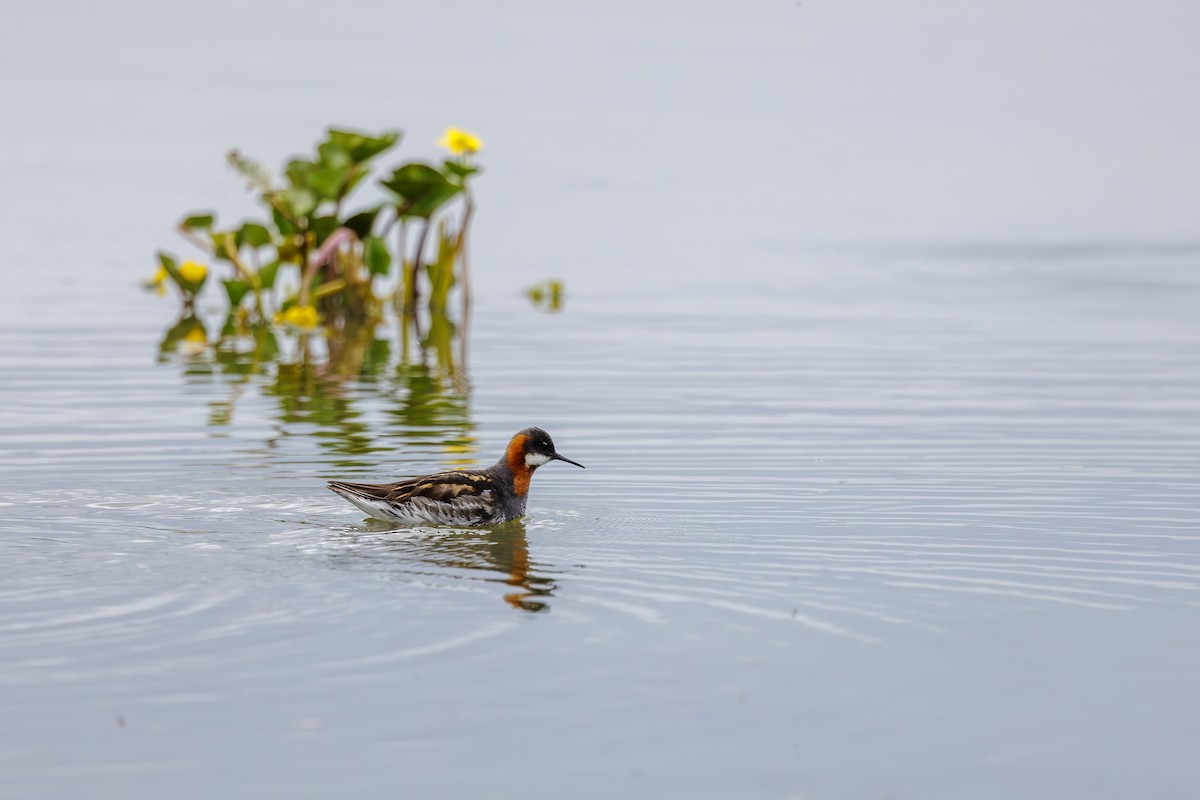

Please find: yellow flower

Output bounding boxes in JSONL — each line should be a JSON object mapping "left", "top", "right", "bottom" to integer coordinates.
{"left": 276, "top": 304, "right": 320, "bottom": 329}
{"left": 183, "top": 327, "right": 207, "bottom": 345}
{"left": 179, "top": 260, "right": 208, "bottom": 284}
{"left": 437, "top": 127, "right": 482, "bottom": 156}
{"left": 145, "top": 266, "right": 169, "bottom": 295}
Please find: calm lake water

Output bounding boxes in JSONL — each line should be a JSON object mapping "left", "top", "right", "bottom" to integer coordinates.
{"left": 3, "top": 2, "right": 1200, "bottom": 798}
{"left": 3, "top": 246, "right": 1199, "bottom": 799}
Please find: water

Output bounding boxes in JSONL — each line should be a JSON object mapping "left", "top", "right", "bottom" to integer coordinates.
{"left": 3, "top": 2, "right": 1200, "bottom": 798}
{"left": 3, "top": 247, "right": 1198, "bottom": 798}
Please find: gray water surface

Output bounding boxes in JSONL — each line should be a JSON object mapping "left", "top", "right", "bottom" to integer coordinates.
{"left": 3, "top": 248, "right": 1198, "bottom": 799}
{"left": 3, "top": 1, "right": 1200, "bottom": 797}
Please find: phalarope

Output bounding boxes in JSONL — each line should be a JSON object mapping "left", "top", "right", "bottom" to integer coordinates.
{"left": 328, "top": 427, "right": 584, "bottom": 525}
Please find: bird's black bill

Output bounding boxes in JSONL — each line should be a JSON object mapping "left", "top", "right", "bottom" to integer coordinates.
{"left": 551, "top": 453, "right": 585, "bottom": 468}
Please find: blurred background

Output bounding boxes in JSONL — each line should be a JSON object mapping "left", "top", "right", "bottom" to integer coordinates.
{"left": 1, "top": 2, "right": 1198, "bottom": 798}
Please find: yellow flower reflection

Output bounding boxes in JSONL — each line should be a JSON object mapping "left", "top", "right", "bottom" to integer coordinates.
{"left": 437, "top": 127, "right": 482, "bottom": 156}
{"left": 275, "top": 304, "right": 320, "bottom": 329}
{"left": 179, "top": 260, "right": 208, "bottom": 284}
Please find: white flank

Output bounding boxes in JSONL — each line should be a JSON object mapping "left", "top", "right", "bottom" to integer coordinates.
{"left": 331, "top": 485, "right": 501, "bottom": 526}
{"left": 333, "top": 489, "right": 402, "bottom": 521}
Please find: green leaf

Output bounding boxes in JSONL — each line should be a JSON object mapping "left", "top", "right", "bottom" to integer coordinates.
{"left": 276, "top": 240, "right": 302, "bottom": 265}
{"left": 210, "top": 231, "right": 236, "bottom": 261}
{"left": 379, "top": 162, "right": 462, "bottom": 219}
{"left": 157, "top": 251, "right": 204, "bottom": 295}
{"left": 157, "top": 251, "right": 180, "bottom": 284}
{"left": 317, "top": 141, "right": 353, "bottom": 169}
{"left": 443, "top": 160, "right": 481, "bottom": 180}
{"left": 223, "top": 278, "right": 250, "bottom": 307}
{"left": 271, "top": 188, "right": 318, "bottom": 221}
{"left": 311, "top": 215, "right": 340, "bottom": 246}
{"left": 327, "top": 128, "right": 401, "bottom": 163}
{"left": 364, "top": 236, "right": 391, "bottom": 277}
{"left": 285, "top": 158, "right": 347, "bottom": 201}
{"left": 258, "top": 260, "right": 281, "bottom": 290}
{"left": 343, "top": 205, "right": 383, "bottom": 239}
{"left": 272, "top": 207, "right": 297, "bottom": 236}
{"left": 425, "top": 226, "right": 457, "bottom": 312}
{"left": 180, "top": 212, "right": 216, "bottom": 230}
{"left": 237, "top": 222, "right": 272, "bottom": 248}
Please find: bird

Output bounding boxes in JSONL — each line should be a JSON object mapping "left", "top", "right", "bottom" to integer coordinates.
{"left": 327, "top": 427, "right": 584, "bottom": 525}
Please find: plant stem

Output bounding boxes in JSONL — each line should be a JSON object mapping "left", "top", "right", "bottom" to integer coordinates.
{"left": 408, "top": 219, "right": 431, "bottom": 312}
{"left": 455, "top": 188, "right": 475, "bottom": 315}
{"left": 221, "top": 236, "right": 266, "bottom": 320}
{"left": 298, "top": 234, "right": 313, "bottom": 306}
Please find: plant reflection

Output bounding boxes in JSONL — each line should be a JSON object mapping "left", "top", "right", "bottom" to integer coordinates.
{"left": 345, "top": 520, "right": 557, "bottom": 612}
{"left": 157, "top": 306, "right": 562, "bottom": 611}
{"left": 157, "top": 307, "right": 476, "bottom": 466}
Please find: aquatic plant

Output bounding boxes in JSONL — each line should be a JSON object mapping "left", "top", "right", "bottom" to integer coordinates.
{"left": 151, "top": 126, "right": 481, "bottom": 326}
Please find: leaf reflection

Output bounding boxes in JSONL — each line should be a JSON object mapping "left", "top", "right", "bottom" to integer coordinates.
{"left": 157, "top": 308, "right": 476, "bottom": 467}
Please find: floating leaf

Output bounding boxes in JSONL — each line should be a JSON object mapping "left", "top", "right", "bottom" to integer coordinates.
{"left": 527, "top": 279, "right": 564, "bottom": 312}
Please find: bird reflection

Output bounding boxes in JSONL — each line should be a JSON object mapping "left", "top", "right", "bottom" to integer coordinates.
{"left": 345, "top": 519, "right": 557, "bottom": 612}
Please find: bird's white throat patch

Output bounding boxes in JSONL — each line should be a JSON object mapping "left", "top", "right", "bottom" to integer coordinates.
{"left": 525, "top": 452, "right": 553, "bottom": 467}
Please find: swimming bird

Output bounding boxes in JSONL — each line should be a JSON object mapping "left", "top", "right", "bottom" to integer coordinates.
{"left": 327, "top": 427, "right": 584, "bottom": 525}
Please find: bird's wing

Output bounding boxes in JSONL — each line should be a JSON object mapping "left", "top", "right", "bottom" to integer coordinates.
{"left": 329, "top": 470, "right": 494, "bottom": 505}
